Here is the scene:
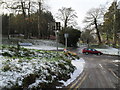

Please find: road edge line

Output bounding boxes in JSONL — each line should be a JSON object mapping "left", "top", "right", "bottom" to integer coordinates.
{"left": 108, "top": 69, "right": 120, "bottom": 80}
{"left": 67, "top": 70, "right": 86, "bottom": 89}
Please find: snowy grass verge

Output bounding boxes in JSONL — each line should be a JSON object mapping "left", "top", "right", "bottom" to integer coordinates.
{"left": 0, "top": 46, "right": 84, "bottom": 89}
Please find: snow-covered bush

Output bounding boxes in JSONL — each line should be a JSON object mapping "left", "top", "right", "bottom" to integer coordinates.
{"left": 0, "top": 46, "right": 77, "bottom": 89}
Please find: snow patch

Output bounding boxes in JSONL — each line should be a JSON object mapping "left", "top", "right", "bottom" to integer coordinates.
{"left": 58, "top": 58, "right": 85, "bottom": 87}
{"left": 112, "top": 60, "right": 120, "bottom": 63}
{"left": 23, "top": 45, "right": 64, "bottom": 50}
{"left": 96, "top": 47, "right": 119, "bottom": 55}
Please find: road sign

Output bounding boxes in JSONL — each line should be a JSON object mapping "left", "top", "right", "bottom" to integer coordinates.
{"left": 48, "top": 22, "right": 61, "bottom": 30}
{"left": 64, "top": 33, "right": 69, "bottom": 38}
{"left": 55, "top": 22, "right": 61, "bottom": 30}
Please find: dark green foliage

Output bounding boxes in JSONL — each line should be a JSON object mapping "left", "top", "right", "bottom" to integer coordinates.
{"left": 63, "top": 59, "right": 71, "bottom": 65}
{"left": 81, "top": 29, "right": 96, "bottom": 44}
{"left": 58, "top": 63, "right": 66, "bottom": 69}
{"left": 102, "top": 1, "right": 120, "bottom": 46}
{"left": 2, "top": 65, "right": 11, "bottom": 72}
{"left": 89, "top": 44, "right": 108, "bottom": 49}
{"left": 59, "top": 27, "right": 81, "bottom": 47}
{"left": 2, "top": 52, "right": 12, "bottom": 57}
{"left": 22, "top": 74, "right": 36, "bottom": 88}
{"left": 2, "top": 46, "right": 35, "bottom": 57}
{"left": 2, "top": 11, "right": 55, "bottom": 39}
{"left": 2, "top": 14, "right": 9, "bottom": 35}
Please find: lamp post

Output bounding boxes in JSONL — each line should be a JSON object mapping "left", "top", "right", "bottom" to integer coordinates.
{"left": 55, "top": 30, "right": 59, "bottom": 55}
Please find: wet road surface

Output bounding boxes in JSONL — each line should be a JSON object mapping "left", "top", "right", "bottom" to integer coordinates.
{"left": 66, "top": 47, "right": 120, "bottom": 89}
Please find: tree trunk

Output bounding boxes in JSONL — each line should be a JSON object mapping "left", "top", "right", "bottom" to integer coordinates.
{"left": 113, "top": 33, "right": 117, "bottom": 47}
{"left": 64, "top": 19, "right": 67, "bottom": 28}
{"left": 94, "top": 18, "right": 102, "bottom": 44}
{"left": 21, "top": 1, "right": 28, "bottom": 39}
{"left": 28, "top": 1, "right": 31, "bottom": 39}
{"left": 38, "top": 2, "right": 42, "bottom": 38}
{"left": 106, "top": 31, "right": 109, "bottom": 44}
{"left": 64, "top": 17, "right": 68, "bottom": 28}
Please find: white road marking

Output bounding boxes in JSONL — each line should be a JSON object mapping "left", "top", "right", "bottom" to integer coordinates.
{"left": 99, "top": 64, "right": 104, "bottom": 69}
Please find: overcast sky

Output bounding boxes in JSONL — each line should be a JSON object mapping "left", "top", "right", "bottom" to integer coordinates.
{"left": 47, "top": 0, "right": 115, "bottom": 29}
{"left": 0, "top": 0, "right": 118, "bottom": 29}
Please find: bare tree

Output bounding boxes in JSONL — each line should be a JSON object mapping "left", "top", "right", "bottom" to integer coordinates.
{"left": 83, "top": 7, "right": 104, "bottom": 44}
{"left": 56, "top": 7, "right": 78, "bottom": 28}
{"left": 37, "top": 0, "right": 42, "bottom": 38}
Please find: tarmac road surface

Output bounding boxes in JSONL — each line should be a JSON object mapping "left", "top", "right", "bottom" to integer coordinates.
{"left": 67, "top": 48, "right": 119, "bottom": 89}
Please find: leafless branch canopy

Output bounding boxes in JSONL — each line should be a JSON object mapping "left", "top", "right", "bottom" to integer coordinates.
{"left": 56, "top": 7, "right": 78, "bottom": 28}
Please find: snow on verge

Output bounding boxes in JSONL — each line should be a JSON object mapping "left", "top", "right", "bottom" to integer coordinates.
{"left": 96, "top": 47, "right": 119, "bottom": 55}
{"left": 112, "top": 60, "right": 120, "bottom": 63}
{"left": 23, "top": 45, "right": 64, "bottom": 50}
{"left": 58, "top": 58, "right": 85, "bottom": 87}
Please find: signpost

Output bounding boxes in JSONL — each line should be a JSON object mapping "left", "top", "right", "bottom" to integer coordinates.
{"left": 48, "top": 22, "right": 61, "bottom": 54}
{"left": 64, "top": 33, "right": 69, "bottom": 49}
{"left": 54, "top": 22, "right": 61, "bottom": 55}
{"left": 55, "top": 30, "right": 59, "bottom": 54}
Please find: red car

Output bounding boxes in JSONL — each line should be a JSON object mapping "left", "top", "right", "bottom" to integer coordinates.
{"left": 82, "top": 48, "right": 103, "bottom": 55}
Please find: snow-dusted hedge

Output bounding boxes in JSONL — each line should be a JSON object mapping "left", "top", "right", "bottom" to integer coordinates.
{"left": 0, "top": 46, "right": 77, "bottom": 89}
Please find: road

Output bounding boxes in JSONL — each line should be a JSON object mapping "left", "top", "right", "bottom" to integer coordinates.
{"left": 66, "top": 47, "right": 120, "bottom": 89}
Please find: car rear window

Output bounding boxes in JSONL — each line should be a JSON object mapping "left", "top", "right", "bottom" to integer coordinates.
{"left": 84, "top": 48, "right": 87, "bottom": 50}
{"left": 92, "top": 49, "right": 96, "bottom": 51}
